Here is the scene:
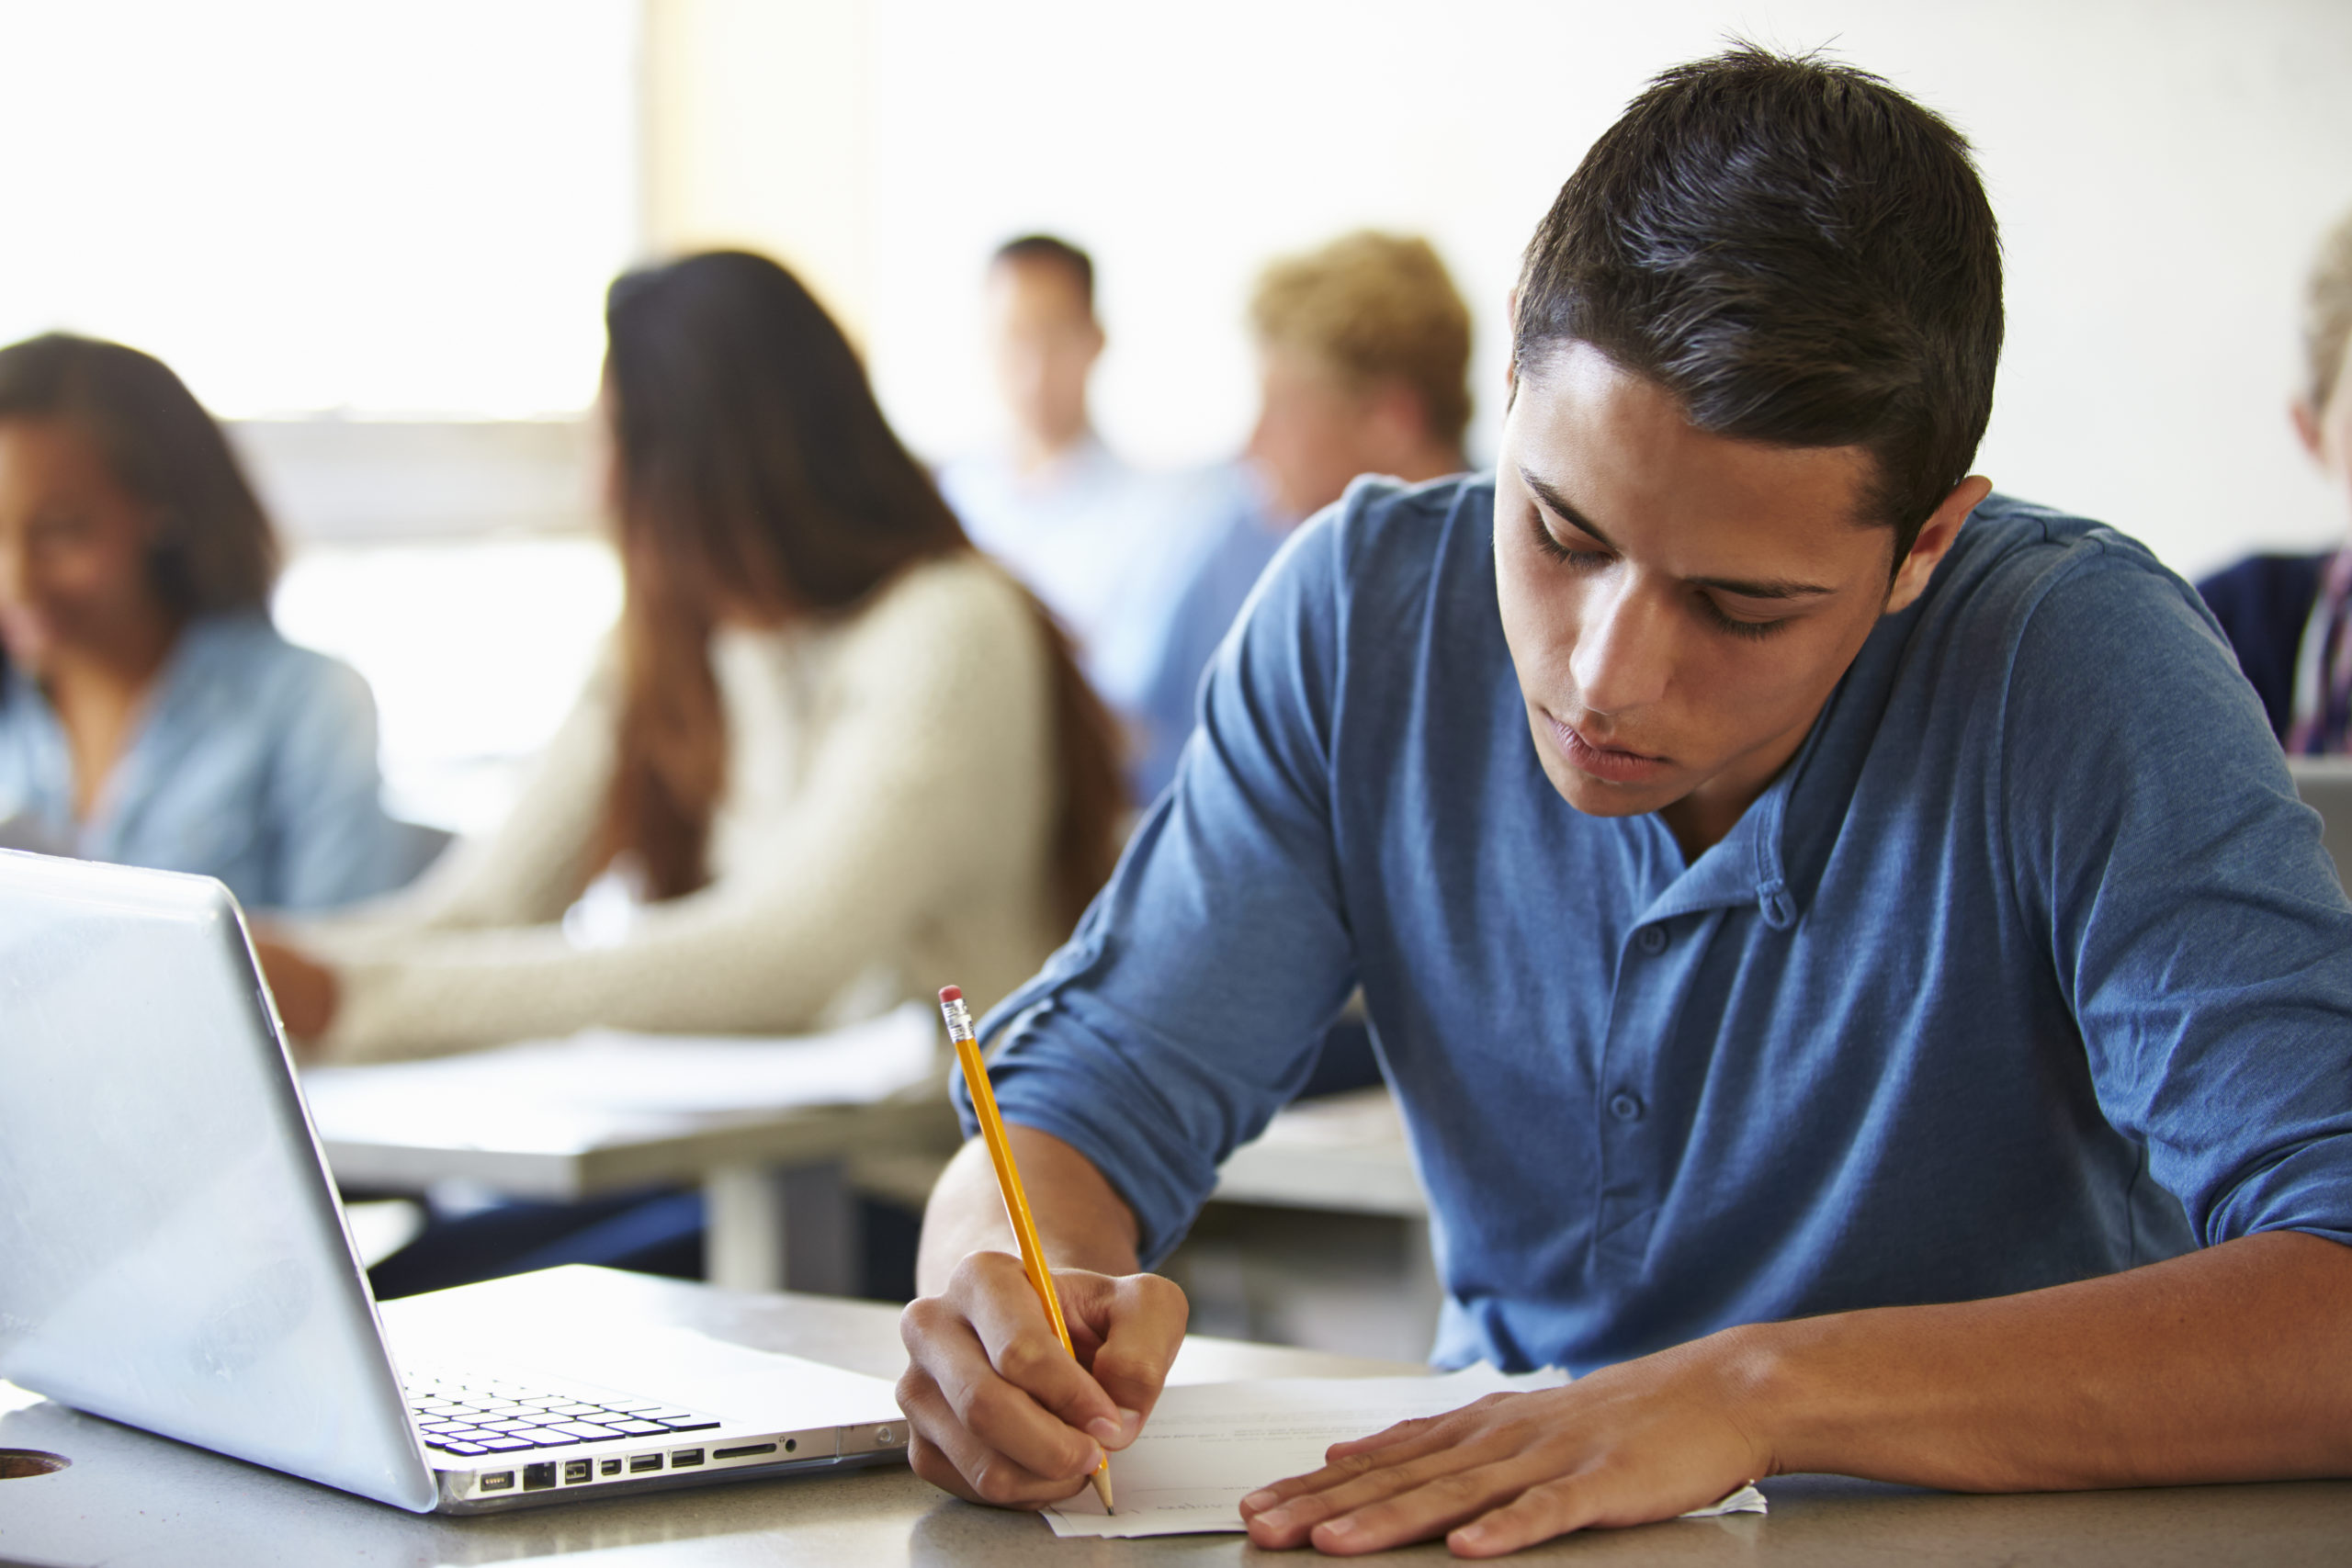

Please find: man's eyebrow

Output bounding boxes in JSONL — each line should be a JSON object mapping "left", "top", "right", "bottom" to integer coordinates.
{"left": 1518, "top": 465, "right": 1839, "bottom": 602}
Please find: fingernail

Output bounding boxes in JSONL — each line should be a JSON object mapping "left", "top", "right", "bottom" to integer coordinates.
{"left": 1086, "top": 1416, "right": 1123, "bottom": 1446}
{"left": 1116, "top": 1406, "right": 1143, "bottom": 1440}
{"left": 1318, "top": 1517, "right": 1359, "bottom": 1540}
{"left": 1239, "top": 1488, "right": 1278, "bottom": 1512}
{"left": 1257, "top": 1505, "right": 1293, "bottom": 1531}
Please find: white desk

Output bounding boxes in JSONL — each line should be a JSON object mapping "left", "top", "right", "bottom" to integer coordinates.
{"left": 1213, "top": 1085, "right": 1426, "bottom": 1215}
{"left": 6, "top": 1265, "right": 2350, "bottom": 1566}
{"left": 318, "top": 1095, "right": 955, "bottom": 1294}
{"left": 303, "top": 1015, "right": 961, "bottom": 1293}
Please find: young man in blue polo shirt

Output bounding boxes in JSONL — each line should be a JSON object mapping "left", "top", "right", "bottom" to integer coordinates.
{"left": 897, "top": 48, "right": 2352, "bottom": 1557}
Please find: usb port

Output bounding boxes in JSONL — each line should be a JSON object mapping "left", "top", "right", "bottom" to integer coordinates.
{"left": 714, "top": 1443, "right": 777, "bottom": 1460}
{"left": 479, "top": 1472, "right": 514, "bottom": 1493}
{"left": 671, "top": 1448, "right": 704, "bottom": 1467}
{"left": 629, "top": 1453, "right": 663, "bottom": 1473}
{"left": 563, "top": 1460, "right": 592, "bottom": 1484}
{"left": 522, "top": 1462, "right": 557, "bottom": 1491}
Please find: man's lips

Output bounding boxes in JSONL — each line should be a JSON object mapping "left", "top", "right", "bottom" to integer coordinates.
{"left": 1545, "top": 712, "right": 1671, "bottom": 785}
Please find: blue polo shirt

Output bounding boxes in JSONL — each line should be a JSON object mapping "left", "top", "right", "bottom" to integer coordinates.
{"left": 967, "top": 475, "right": 2352, "bottom": 1375}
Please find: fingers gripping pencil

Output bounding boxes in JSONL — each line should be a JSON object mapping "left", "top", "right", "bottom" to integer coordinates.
{"left": 939, "top": 986, "right": 1115, "bottom": 1513}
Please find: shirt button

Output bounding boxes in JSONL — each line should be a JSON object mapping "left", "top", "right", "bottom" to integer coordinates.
{"left": 1608, "top": 1092, "right": 1645, "bottom": 1122}
{"left": 1637, "top": 926, "right": 1668, "bottom": 955}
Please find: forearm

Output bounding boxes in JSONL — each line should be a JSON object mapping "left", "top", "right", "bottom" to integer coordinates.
{"left": 916, "top": 1125, "right": 1144, "bottom": 1294}
{"left": 1738, "top": 1230, "right": 2352, "bottom": 1490}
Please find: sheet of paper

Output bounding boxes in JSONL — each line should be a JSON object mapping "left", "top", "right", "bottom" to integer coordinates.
{"left": 300, "top": 1002, "right": 939, "bottom": 1151}
{"left": 1044, "top": 1364, "right": 1766, "bottom": 1540}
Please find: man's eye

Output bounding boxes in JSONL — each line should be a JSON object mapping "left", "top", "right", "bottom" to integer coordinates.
{"left": 1701, "top": 596, "right": 1788, "bottom": 640}
{"left": 1529, "top": 512, "right": 1608, "bottom": 570}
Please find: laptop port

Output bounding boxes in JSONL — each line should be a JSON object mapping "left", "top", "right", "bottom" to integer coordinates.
{"left": 601, "top": 1459, "right": 622, "bottom": 1476}
{"left": 714, "top": 1443, "right": 776, "bottom": 1461}
{"left": 563, "top": 1460, "right": 592, "bottom": 1484}
{"left": 629, "top": 1453, "right": 663, "bottom": 1473}
{"left": 479, "top": 1472, "right": 514, "bottom": 1493}
{"left": 671, "top": 1448, "right": 704, "bottom": 1467}
{"left": 523, "top": 1462, "right": 558, "bottom": 1491}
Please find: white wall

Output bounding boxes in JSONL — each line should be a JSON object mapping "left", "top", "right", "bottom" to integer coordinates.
{"left": 846, "top": 0, "right": 2352, "bottom": 580}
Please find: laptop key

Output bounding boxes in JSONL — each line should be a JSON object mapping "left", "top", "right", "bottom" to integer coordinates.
{"left": 478, "top": 1438, "right": 534, "bottom": 1451}
{"left": 432, "top": 1440, "right": 491, "bottom": 1456}
{"left": 655, "top": 1417, "right": 722, "bottom": 1431}
{"left": 608, "top": 1420, "right": 668, "bottom": 1436}
{"left": 551, "top": 1422, "right": 625, "bottom": 1442}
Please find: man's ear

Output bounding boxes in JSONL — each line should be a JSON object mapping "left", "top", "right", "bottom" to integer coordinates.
{"left": 2293, "top": 397, "right": 2324, "bottom": 463}
{"left": 1883, "top": 475, "right": 1994, "bottom": 615}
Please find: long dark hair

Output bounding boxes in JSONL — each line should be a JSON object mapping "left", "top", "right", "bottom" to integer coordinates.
{"left": 0, "top": 333, "right": 280, "bottom": 696}
{"left": 596, "top": 250, "right": 1125, "bottom": 928}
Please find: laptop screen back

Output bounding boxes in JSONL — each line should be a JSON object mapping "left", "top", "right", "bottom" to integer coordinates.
{"left": 0, "top": 851, "right": 437, "bottom": 1511}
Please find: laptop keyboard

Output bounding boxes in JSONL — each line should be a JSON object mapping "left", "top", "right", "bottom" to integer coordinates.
{"left": 405, "top": 1370, "right": 721, "bottom": 1457}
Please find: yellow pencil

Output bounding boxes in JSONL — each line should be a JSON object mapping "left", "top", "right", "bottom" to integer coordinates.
{"left": 938, "top": 986, "right": 1114, "bottom": 1513}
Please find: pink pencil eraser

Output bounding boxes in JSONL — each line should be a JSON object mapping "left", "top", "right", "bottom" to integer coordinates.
{"left": 938, "top": 986, "right": 963, "bottom": 1005}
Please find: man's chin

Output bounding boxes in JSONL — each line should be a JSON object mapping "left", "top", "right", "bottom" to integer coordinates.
{"left": 1539, "top": 755, "right": 1685, "bottom": 819}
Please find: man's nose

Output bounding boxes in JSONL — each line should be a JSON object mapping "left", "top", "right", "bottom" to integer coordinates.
{"left": 1568, "top": 577, "right": 1671, "bottom": 713}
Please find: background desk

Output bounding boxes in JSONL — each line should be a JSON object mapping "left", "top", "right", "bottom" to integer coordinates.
{"left": 302, "top": 1010, "right": 959, "bottom": 1295}
{"left": 6, "top": 1265, "right": 2348, "bottom": 1566}
{"left": 317, "top": 1096, "right": 952, "bottom": 1296}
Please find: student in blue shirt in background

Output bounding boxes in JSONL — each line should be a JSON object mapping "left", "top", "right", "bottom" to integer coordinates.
{"left": 0, "top": 333, "right": 415, "bottom": 912}
{"left": 2199, "top": 208, "right": 2352, "bottom": 748}
{"left": 1128, "top": 230, "right": 1474, "bottom": 804}
{"left": 897, "top": 48, "right": 2352, "bottom": 1557}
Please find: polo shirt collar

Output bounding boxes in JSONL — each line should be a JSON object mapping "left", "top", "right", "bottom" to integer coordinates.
{"left": 1635, "top": 704, "right": 1837, "bottom": 933}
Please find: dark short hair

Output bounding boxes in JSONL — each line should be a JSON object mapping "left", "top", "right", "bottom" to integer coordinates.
{"left": 0, "top": 333, "right": 279, "bottom": 616}
{"left": 992, "top": 233, "right": 1095, "bottom": 314}
{"left": 1514, "top": 46, "right": 2003, "bottom": 558}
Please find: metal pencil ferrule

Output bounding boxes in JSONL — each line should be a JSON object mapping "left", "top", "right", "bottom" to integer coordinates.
{"left": 939, "top": 995, "right": 975, "bottom": 1043}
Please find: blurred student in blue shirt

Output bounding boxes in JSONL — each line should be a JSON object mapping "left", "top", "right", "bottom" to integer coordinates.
{"left": 0, "top": 333, "right": 413, "bottom": 912}
{"left": 896, "top": 50, "right": 2352, "bottom": 1556}
{"left": 1130, "top": 231, "right": 1471, "bottom": 801}
{"left": 938, "top": 236, "right": 1206, "bottom": 735}
{"left": 2198, "top": 209, "right": 2352, "bottom": 747}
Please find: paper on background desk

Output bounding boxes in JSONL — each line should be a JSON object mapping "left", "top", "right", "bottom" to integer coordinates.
{"left": 1046, "top": 1364, "right": 1766, "bottom": 1539}
{"left": 300, "top": 1001, "right": 938, "bottom": 1150}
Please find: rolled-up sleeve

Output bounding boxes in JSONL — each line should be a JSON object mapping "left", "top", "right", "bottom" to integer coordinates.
{"left": 2006, "top": 544, "right": 2352, "bottom": 1250}
{"left": 968, "top": 503, "right": 1365, "bottom": 1265}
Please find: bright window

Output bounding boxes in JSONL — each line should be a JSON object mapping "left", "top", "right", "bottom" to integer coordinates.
{"left": 1, "top": 0, "right": 637, "bottom": 418}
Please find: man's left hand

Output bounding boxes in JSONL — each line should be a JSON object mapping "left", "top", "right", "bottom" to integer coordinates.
{"left": 1238, "top": 1335, "right": 1769, "bottom": 1558}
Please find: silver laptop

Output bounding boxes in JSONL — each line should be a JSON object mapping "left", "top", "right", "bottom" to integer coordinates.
{"left": 0, "top": 850, "right": 907, "bottom": 1513}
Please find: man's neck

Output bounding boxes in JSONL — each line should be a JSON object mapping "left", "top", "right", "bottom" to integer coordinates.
{"left": 1654, "top": 702, "right": 1824, "bottom": 865}
{"left": 41, "top": 626, "right": 178, "bottom": 821}
{"left": 1012, "top": 424, "right": 1093, "bottom": 479}
{"left": 1386, "top": 439, "right": 1467, "bottom": 489}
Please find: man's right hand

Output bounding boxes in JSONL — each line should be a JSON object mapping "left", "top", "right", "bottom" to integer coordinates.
{"left": 897, "top": 1248, "right": 1188, "bottom": 1507}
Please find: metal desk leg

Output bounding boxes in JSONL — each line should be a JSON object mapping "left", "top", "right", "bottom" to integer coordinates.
{"left": 703, "top": 1161, "right": 861, "bottom": 1295}
{"left": 705, "top": 1163, "right": 786, "bottom": 1292}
